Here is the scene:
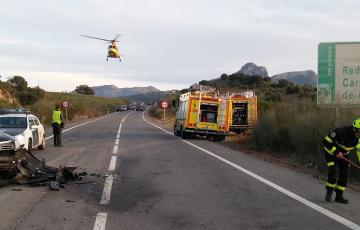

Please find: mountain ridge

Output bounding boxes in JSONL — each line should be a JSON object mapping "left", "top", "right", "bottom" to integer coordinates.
{"left": 91, "top": 85, "right": 160, "bottom": 97}
{"left": 227, "top": 62, "right": 317, "bottom": 86}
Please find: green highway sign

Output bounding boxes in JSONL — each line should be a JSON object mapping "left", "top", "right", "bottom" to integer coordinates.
{"left": 318, "top": 42, "right": 360, "bottom": 107}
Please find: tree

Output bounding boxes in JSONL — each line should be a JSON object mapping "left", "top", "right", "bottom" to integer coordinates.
{"left": 265, "top": 88, "right": 282, "bottom": 102}
{"left": 220, "top": 73, "right": 228, "bottom": 80}
{"left": 75, "top": 85, "right": 95, "bottom": 95}
{"left": 278, "top": 79, "right": 290, "bottom": 88}
{"left": 7, "top": 76, "right": 28, "bottom": 91}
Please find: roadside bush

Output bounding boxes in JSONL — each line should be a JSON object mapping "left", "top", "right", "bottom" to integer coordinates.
{"left": 252, "top": 103, "right": 295, "bottom": 153}
{"left": 149, "top": 106, "right": 163, "bottom": 119}
{"left": 251, "top": 99, "right": 360, "bottom": 179}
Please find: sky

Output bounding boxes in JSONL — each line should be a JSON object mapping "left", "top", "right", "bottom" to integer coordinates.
{"left": 0, "top": 0, "right": 359, "bottom": 92}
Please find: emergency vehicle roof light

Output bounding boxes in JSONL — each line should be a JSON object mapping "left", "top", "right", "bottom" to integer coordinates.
{"left": 0, "top": 108, "right": 31, "bottom": 115}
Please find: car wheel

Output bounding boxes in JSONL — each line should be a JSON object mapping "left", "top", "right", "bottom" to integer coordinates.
{"left": 213, "top": 135, "right": 225, "bottom": 142}
{"left": 28, "top": 138, "right": 32, "bottom": 154}
{"left": 180, "top": 127, "right": 190, "bottom": 139}
{"left": 0, "top": 170, "right": 17, "bottom": 179}
{"left": 38, "top": 135, "right": 45, "bottom": 150}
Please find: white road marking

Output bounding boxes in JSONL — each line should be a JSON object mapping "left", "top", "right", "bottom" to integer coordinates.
{"left": 93, "top": 213, "right": 107, "bottom": 230}
{"left": 112, "top": 145, "right": 118, "bottom": 154}
{"left": 141, "top": 109, "right": 360, "bottom": 230}
{"left": 116, "top": 121, "right": 123, "bottom": 137}
{"left": 100, "top": 175, "right": 114, "bottom": 205}
{"left": 115, "top": 139, "right": 120, "bottom": 145}
{"left": 100, "top": 111, "right": 133, "bottom": 206}
{"left": 109, "top": 156, "right": 117, "bottom": 171}
{"left": 122, "top": 112, "right": 133, "bottom": 123}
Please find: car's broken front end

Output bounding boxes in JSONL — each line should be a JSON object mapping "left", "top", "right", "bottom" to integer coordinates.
{"left": 0, "top": 131, "right": 79, "bottom": 189}
{"left": 0, "top": 133, "right": 18, "bottom": 178}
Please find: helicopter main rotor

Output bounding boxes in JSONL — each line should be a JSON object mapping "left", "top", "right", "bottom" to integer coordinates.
{"left": 80, "top": 34, "right": 122, "bottom": 43}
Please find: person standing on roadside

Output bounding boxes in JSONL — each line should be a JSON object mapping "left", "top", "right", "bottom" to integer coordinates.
{"left": 323, "top": 118, "right": 360, "bottom": 204}
{"left": 52, "top": 104, "right": 65, "bottom": 147}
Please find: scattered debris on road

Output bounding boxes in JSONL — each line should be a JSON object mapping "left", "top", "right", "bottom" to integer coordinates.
{"left": 0, "top": 145, "right": 84, "bottom": 190}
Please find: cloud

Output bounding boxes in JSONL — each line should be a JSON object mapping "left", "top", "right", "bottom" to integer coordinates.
{"left": 1, "top": 0, "right": 360, "bottom": 91}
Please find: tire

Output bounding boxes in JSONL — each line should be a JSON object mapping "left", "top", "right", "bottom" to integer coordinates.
{"left": 0, "top": 170, "right": 17, "bottom": 179}
{"left": 38, "top": 135, "right": 45, "bottom": 150}
{"left": 180, "top": 128, "right": 190, "bottom": 139}
{"left": 235, "top": 129, "right": 242, "bottom": 134}
{"left": 27, "top": 138, "right": 32, "bottom": 154}
{"left": 213, "top": 135, "right": 225, "bottom": 142}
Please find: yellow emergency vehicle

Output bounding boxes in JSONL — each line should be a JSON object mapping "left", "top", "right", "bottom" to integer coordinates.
{"left": 226, "top": 91, "right": 257, "bottom": 134}
{"left": 174, "top": 91, "right": 230, "bottom": 141}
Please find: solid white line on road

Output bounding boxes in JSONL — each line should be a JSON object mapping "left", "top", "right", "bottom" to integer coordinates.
{"left": 141, "top": 109, "right": 360, "bottom": 230}
{"left": 109, "top": 156, "right": 117, "bottom": 171}
{"left": 112, "top": 145, "right": 118, "bottom": 154}
{"left": 45, "top": 115, "right": 111, "bottom": 140}
{"left": 116, "top": 122, "right": 123, "bottom": 137}
{"left": 93, "top": 213, "right": 107, "bottom": 230}
{"left": 115, "top": 138, "right": 120, "bottom": 145}
{"left": 100, "top": 175, "right": 114, "bottom": 205}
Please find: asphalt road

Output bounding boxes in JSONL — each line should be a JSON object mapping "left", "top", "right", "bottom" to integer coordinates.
{"left": 1, "top": 110, "right": 360, "bottom": 230}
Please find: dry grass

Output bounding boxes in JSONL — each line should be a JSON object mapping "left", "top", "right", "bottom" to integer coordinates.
{"left": 27, "top": 92, "right": 127, "bottom": 124}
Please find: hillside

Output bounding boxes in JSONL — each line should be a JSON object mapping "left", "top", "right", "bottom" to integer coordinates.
{"left": 0, "top": 87, "right": 19, "bottom": 107}
{"left": 209, "top": 62, "right": 317, "bottom": 87}
{"left": 91, "top": 85, "right": 160, "bottom": 97}
{"left": 31, "top": 92, "right": 126, "bottom": 124}
{"left": 271, "top": 70, "right": 317, "bottom": 87}
{"left": 0, "top": 76, "right": 127, "bottom": 124}
{"left": 124, "top": 91, "right": 168, "bottom": 104}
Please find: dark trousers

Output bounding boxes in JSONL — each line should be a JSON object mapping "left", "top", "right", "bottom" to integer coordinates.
{"left": 52, "top": 123, "right": 62, "bottom": 146}
{"left": 325, "top": 151, "right": 349, "bottom": 194}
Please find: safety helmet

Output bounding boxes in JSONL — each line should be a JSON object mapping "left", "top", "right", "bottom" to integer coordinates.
{"left": 352, "top": 118, "right": 360, "bottom": 129}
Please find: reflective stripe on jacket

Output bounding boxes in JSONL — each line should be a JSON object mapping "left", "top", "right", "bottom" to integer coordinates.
{"left": 323, "top": 126, "right": 360, "bottom": 159}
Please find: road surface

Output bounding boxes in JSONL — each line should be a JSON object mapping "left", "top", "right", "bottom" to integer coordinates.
{"left": 0, "top": 110, "right": 360, "bottom": 230}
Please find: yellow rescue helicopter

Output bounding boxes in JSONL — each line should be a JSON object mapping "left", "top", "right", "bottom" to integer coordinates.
{"left": 81, "top": 34, "right": 123, "bottom": 62}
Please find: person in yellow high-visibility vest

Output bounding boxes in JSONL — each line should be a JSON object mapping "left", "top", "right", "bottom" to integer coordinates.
{"left": 52, "top": 104, "right": 65, "bottom": 147}
{"left": 323, "top": 118, "right": 360, "bottom": 204}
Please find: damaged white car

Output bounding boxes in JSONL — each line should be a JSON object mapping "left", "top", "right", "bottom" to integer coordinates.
{"left": 0, "top": 112, "right": 45, "bottom": 153}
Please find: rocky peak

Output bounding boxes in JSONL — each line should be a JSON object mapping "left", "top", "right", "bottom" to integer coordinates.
{"left": 271, "top": 70, "right": 317, "bottom": 87}
{"left": 236, "top": 62, "right": 268, "bottom": 78}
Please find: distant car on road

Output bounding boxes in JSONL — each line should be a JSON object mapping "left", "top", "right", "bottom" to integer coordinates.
{"left": 116, "top": 105, "right": 128, "bottom": 111}
{"left": 136, "top": 103, "right": 145, "bottom": 111}
{"left": 0, "top": 111, "right": 45, "bottom": 153}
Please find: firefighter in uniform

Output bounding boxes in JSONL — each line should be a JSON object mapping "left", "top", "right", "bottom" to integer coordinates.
{"left": 52, "top": 104, "right": 65, "bottom": 147}
{"left": 323, "top": 118, "right": 360, "bottom": 203}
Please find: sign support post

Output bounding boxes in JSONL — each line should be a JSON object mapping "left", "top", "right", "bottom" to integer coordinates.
{"left": 161, "top": 101, "right": 168, "bottom": 122}
{"left": 62, "top": 100, "right": 69, "bottom": 123}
